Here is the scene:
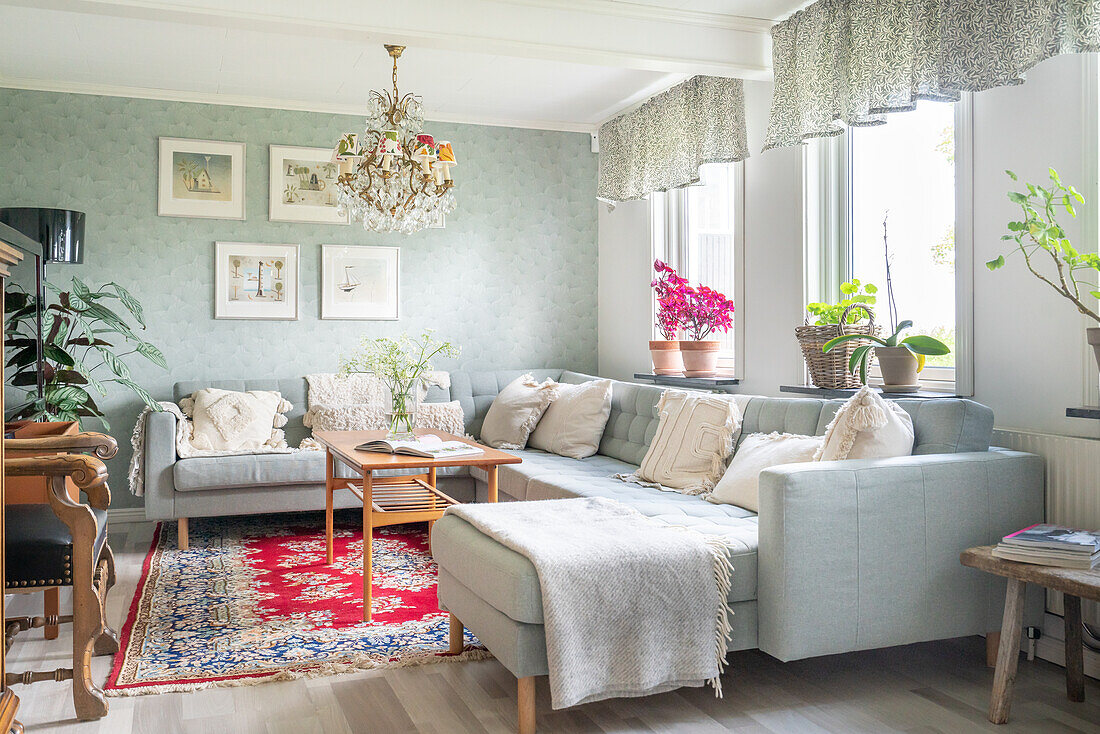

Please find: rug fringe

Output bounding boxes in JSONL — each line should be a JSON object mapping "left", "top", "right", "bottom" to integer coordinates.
{"left": 106, "top": 647, "right": 494, "bottom": 697}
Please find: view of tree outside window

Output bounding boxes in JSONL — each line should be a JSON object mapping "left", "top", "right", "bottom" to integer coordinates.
{"left": 850, "top": 102, "right": 956, "bottom": 369}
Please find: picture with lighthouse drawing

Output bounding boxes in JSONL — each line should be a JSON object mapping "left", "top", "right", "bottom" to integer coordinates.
{"left": 215, "top": 242, "right": 299, "bottom": 320}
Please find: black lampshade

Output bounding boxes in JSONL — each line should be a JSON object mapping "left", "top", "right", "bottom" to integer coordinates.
{"left": 0, "top": 207, "right": 84, "bottom": 264}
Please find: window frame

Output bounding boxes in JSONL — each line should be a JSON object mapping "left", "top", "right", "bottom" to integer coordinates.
{"left": 651, "top": 163, "right": 746, "bottom": 377}
{"left": 805, "top": 95, "right": 975, "bottom": 395}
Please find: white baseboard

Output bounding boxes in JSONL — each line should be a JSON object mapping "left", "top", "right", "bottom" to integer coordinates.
{"left": 1035, "top": 612, "right": 1100, "bottom": 680}
{"left": 107, "top": 507, "right": 150, "bottom": 524}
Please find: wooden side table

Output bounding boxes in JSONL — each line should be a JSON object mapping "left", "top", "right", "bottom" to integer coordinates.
{"left": 961, "top": 545, "right": 1100, "bottom": 724}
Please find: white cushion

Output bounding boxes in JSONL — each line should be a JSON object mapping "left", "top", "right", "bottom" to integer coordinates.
{"left": 186, "top": 388, "right": 290, "bottom": 451}
{"left": 708, "top": 432, "right": 823, "bottom": 511}
{"left": 480, "top": 374, "right": 559, "bottom": 449}
{"left": 815, "top": 386, "right": 915, "bottom": 461}
{"left": 528, "top": 379, "right": 613, "bottom": 459}
{"left": 306, "top": 400, "right": 465, "bottom": 436}
{"left": 633, "top": 391, "right": 742, "bottom": 495}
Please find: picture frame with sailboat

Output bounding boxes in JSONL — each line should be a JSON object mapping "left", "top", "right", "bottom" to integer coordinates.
{"left": 158, "top": 137, "right": 246, "bottom": 219}
{"left": 214, "top": 241, "right": 299, "bottom": 320}
{"left": 321, "top": 245, "right": 399, "bottom": 320}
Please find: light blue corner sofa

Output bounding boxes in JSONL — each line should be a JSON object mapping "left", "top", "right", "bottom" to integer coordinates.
{"left": 144, "top": 370, "right": 1045, "bottom": 667}
{"left": 429, "top": 370, "right": 1046, "bottom": 708}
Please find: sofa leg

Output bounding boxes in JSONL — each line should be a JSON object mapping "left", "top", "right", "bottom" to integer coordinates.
{"left": 178, "top": 518, "right": 189, "bottom": 550}
{"left": 518, "top": 676, "right": 535, "bottom": 734}
{"left": 449, "top": 613, "right": 464, "bottom": 654}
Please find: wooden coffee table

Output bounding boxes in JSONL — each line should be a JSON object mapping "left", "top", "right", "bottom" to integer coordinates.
{"left": 313, "top": 429, "right": 521, "bottom": 621}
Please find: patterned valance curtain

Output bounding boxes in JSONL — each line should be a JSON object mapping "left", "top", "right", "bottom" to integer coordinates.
{"left": 597, "top": 76, "right": 749, "bottom": 202}
{"left": 764, "top": 0, "right": 1100, "bottom": 151}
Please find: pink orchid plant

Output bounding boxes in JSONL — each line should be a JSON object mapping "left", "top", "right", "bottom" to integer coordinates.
{"left": 651, "top": 260, "right": 735, "bottom": 341}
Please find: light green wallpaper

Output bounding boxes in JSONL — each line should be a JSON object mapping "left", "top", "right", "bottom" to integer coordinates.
{"left": 0, "top": 88, "right": 598, "bottom": 510}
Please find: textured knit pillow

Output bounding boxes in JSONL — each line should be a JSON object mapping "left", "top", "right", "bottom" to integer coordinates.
{"left": 480, "top": 374, "right": 559, "bottom": 449}
{"left": 815, "top": 386, "right": 915, "bottom": 461}
{"left": 528, "top": 379, "right": 613, "bottom": 459}
{"left": 184, "top": 388, "right": 291, "bottom": 451}
{"left": 708, "top": 432, "right": 823, "bottom": 511}
{"left": 621, "top": 391, "right": 741, "bottom": 495}
{"left": 306, "top": 400, "right": 466, "bottom": 436}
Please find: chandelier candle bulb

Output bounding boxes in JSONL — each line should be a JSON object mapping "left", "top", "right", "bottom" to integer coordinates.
{"left": 436, "top": 141, "right": 456, "bottom": 182}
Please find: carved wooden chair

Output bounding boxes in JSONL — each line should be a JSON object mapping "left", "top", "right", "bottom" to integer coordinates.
{"left": 3, "top": 433, "right": 119, "bottom": 721}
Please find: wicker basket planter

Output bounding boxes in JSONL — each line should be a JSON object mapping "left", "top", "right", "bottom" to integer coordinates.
{"left": 795, "top": 304, "right": 877, "bottom": 390}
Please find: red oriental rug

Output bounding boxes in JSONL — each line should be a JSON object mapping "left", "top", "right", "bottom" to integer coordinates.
{"left": 106, "top": 511, "right": 488, "bottom": 695}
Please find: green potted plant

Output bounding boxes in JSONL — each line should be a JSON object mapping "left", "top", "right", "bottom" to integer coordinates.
{"left": 5, "top": 277, "right": 166, "bottom": 428}
{"left": 986, "top": 168, "right": 1100, "bottom": 368}
{"left": 796, "top": 279, "right": 878, "bottom": 389}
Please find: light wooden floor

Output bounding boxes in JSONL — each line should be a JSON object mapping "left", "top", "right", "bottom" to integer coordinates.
{"left": 6, "top": 520, "right": 1100, "bottom": 733}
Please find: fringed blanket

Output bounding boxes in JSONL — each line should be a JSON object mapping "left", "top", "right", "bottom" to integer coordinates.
{"left": 445, "top": 497, "right": 734, "bottom": 710}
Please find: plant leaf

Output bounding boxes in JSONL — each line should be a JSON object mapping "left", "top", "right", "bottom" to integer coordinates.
{"left": 135, "top": 341, "right": 168, "bottom": 369}
{"left": 900, "top": 335, "right": 951, "bottom": 355}
{"left": 115, "top": 378, "right": 158, "bottom": 410}
{"left": 986, "top": 255, "right": 1006, "bottom": 270}
{"left": 823, "top": 333, "right": 886, "bottom": 352}
{"left": 43, "top": 343, "right": 75, "bottom": 367}
{"left": 96, "top": 347, "right": 131, "bottom": 379}
{"left": 106, "top": 282, "right": 146, "bottom": 328}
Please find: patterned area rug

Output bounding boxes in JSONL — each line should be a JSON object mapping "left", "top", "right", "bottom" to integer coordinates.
{"left": 106, "top": 511, "right": 488, "bottom": 695}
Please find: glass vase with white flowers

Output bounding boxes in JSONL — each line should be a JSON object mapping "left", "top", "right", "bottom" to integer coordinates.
{"left": 340, "top": 331, "right": 460, "bottom": 439}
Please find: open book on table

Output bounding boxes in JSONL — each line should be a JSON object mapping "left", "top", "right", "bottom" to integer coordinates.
{"left": 356, "top": 433, "right": 484, "bottom": 459}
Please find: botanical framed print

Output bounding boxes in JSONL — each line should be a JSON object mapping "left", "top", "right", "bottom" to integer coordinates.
{"left": 158, "top": 137, "right": 245, "bottom": 219}
{"left": 321, "top": 245, "right": 399, "bottom": 320}
{"left": 215, "top": 242, "right": 299, "bottom": 320}
{"left": 269, "top": 145, "right": 348, "bottom": 224}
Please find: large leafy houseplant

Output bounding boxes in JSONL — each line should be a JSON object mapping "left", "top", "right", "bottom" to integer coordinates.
{"left": 986, "top": 169, "right": 1100, "bottom": 367}
{"left": 805, "top": 279, "right": 877, "bottom": 325}
{"left": 5, "top": 277, "right": 166, "bottom": 429}
{"left": 340, "top": 331, "right": 459, "bottom": 438}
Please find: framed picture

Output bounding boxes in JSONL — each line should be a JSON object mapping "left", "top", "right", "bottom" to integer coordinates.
{"left": 321, "top": 245, "right": 399, "bottom": 320}
{"left": 215, "top": 242, "right": 299, "bottom": 320}
{"left": 269, "top": 145, "right": 348, "bottom": 224}
{"left": 158, "top": 137, "right": 245, "bottom": 219}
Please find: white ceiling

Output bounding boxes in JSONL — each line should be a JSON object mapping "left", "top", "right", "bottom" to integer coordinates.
{"left": 0, "top": 0, "right": 804, "bottom": 132}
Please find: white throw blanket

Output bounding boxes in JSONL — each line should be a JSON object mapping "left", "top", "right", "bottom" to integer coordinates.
{"left": 127, "top": 403, "right": 320, "bottom": 497}
{"left": 446, "top": 497, "right": 734, "bottom": 709}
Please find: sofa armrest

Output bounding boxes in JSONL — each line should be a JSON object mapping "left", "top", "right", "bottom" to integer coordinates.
{"left": 756, "top": 449, "right": 1045, "bottom": 661}
{"left": 142, "top": 410, "right": 179, "bottom": 521}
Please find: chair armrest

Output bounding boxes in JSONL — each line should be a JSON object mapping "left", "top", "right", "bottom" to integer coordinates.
{"left": 755, "top": 449, "right": 1045, "bottom": 661}
{"left": 6, "top": 431, "right": 118, "bottom": 460}
{"left": 6, "top": 454, "right": 110, "bottom": 511}
{"left": 142, "top": 410, "right": 179, "bottom": 520}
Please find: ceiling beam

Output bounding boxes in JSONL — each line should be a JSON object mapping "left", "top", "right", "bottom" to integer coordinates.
{"left": 0, "top": 0, "right": 773, "bottom": 78}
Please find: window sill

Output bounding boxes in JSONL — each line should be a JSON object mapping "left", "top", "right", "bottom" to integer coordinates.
{"left": 779, "top": 385, "right": 961, "bottom": 400}
{"left": 633, "top": 373, "right": 741, "bottom": 391}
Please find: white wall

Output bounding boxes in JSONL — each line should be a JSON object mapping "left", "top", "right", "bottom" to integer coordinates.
{"left": 598, "top": 198, "right": 653, "bottom": 382}
{"left": 970, "top": 54, "right": 1100, "bottom": 438}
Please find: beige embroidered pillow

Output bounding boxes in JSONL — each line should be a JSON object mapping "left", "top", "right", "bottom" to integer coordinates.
{"left": 815, "top": 386, "right": 914, "bottom": 461}
{"left": 528, "top": 379, "right": 613, "bottom": 459}
{"left": 306, "top": 400, "right": 466, "bottom": 436}
{"left": 708, "top": 432, "right": 823, "bottom": 511}
{"left": 184, "top": 388, "right": 291, "bottom": 451}
{"left": 480, "top": 374, "right": 559, "bottom": 449}
{"left": 626, "top": 391, "right": 741, "bottom": 495}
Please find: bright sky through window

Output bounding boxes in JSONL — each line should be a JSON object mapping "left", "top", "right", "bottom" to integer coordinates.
{"left": 850, "top": 102, "right": 956, "bottom": 368}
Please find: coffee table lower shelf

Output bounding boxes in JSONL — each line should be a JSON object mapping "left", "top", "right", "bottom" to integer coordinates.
{"left": 325, "top": 471, "right": 460, "bottom": 621}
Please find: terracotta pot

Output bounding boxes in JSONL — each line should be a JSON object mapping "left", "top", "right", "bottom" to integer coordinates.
{"left": 875, "top": 346, "right": 919, "bottom": 391}
{"left": 649, "top": 340, "right": 684, "bottom": 375}
{"left": 678, "top": 340, "right": 721, "bottom": 377}
{"left": 1088, "top": 328, "right": 1100, "bottom": 372}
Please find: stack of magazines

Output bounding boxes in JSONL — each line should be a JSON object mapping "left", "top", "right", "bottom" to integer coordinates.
{"left": 992, "top": 524, "right": 1100, "bottom": 569}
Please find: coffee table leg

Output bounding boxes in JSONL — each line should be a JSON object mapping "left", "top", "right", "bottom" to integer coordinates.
{"left": 363, "top": 469, "right": 373, "bottom": 623}
{"left": 1065, "top": 594, "right": 1085, "bottom": 702}
{"left": 488, "top": 465, "right": 498, "bottom": 503}
{"left": 989, "top": 578, "right": 1026, "bottom": 724}
{"left": 325, "top": 450, "right": 334, "bottom": 565}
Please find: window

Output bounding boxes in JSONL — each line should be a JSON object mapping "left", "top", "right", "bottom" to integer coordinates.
{"left": 808, "top": 98, "right": 973, "bottom": 393}
{"left": 651, "top": 163, "right": 745, "bottom": 373}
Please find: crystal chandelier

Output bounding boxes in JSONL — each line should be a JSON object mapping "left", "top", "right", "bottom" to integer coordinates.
{"left": 332, "top": 45, "right": 456, "bottom": 234}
